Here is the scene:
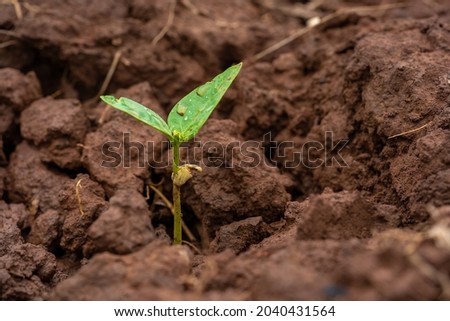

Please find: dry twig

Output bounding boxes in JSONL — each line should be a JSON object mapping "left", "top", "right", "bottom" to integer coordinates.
{"left": 151, "top": 0, "right": 176, "bottom": 46}
{"left": 0, "top": 40, "right": 18, "bottom": 49}
{"left": 182, "top": 240, "right": 201, "bottom": 254}
{"left": 10, "top": 0, "right": 23, "bottom": 20}
{"left": 250, "top": 2, "right": 408, "bottom": 62}
{"left": 97, "top": 50, "right": 122, "bottom": 98}
{"left": 388, "top": 121, "right": 432, "bottom": 139}
{"left": 97, "top": 50, "right": 122, "bottom": 123}
{"left": 0, "top": 29, "right": 22, "bottom": 39}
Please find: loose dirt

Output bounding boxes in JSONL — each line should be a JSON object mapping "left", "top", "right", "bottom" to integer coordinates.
{"left": 0, "top": 0, "right": 449, "bottom": 300}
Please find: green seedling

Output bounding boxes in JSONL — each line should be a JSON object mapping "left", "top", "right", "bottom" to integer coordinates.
{"left": 100, "top": 63, "right": 242, "bottom": 245}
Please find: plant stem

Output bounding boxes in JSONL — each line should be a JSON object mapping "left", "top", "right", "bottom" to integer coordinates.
{"left": 172, "top": 139, "right": 182, "bottom": 245}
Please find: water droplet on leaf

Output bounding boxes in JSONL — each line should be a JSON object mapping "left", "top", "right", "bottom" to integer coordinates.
{"left": 176, "top": 104, "right": 187, "bottom": 116}
{"left": 196, "top": 83, "right": 209, "bottom": 97}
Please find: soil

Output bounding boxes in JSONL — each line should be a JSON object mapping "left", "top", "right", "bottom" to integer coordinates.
{"left": 1, "top": 0, "right": 449, "bottom": 300}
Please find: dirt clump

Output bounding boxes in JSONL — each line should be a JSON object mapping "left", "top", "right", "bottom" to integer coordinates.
{"left": 6, "top": 142, "right": 71, "bottom": 212}
{"left": 210, "top": 216, "right": 271, "bottom": 254}
{"left": 58, "top": 174, "right": 108, "bottom": 254}
{"left": 0, "top": 68, "right": 42, "bottom": 112}
{"left": 83, "top": 189, "right": 155, "bottom": 256}
{"left": 183, "top": 119, "right": 291, "bottom": 239}
{"left": 23, "top": 173, "right": 108, "bottom": 255}
{"left": 296, "top": 189, "right": 388, "bottom": 241}
{"left": 0, "top": 202, "right": 56, "bottom": 300}
{"left": 50, "top": 242, "right": 192, "bottom": 300}
{"left": 336, "top": 229, "right": 449, "bottom": 300}
{"left": 21, "top": 97, "right": 89, "bottom": 170}
{"left": 28, "top": 209, "right": 62, "bottom": 251}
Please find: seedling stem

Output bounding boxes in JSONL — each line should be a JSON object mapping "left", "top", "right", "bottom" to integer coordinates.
{"left": 172, "top": 139, "right": 182, "bottom": 244}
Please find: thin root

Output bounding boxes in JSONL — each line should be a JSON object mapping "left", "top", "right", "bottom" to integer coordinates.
{"left": 249, "top": 2, "right": 408, "bottom": 62}
{"left": 388, "top": 121, "right": 432, "bottom": 139}
{"left": 151, "top": 0, "right": 176, "bottom": 46}
{"left": 148, "top": 184, "right": 197, "bottom": 242}
{"left": 75, "top": 179, "right": 85, "bottom": 216}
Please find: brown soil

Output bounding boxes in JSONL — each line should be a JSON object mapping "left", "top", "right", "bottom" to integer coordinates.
{"left": 1, "top": 0, "right": 449, "bottom": 300}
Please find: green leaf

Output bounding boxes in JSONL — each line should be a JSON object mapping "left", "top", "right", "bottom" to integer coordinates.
{"left": 100, "top": 95, "right": 172, "bottom": 139}
{"left": 168, "top": 62, "right": 242, "bottom": 142}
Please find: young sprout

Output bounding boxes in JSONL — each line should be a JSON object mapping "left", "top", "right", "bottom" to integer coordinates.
{"left": 100, "top": 63, "right": 242, "bottom": 245}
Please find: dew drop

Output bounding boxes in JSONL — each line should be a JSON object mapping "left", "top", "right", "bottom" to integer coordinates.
{"left": 184, "top": 116, "right": 188, "bottom": 121}
{"left": 176, "top": 104, "right": 187, "bottom": 116}
{"left": 196, "top": 83, "right": 209, "bottom": 97}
